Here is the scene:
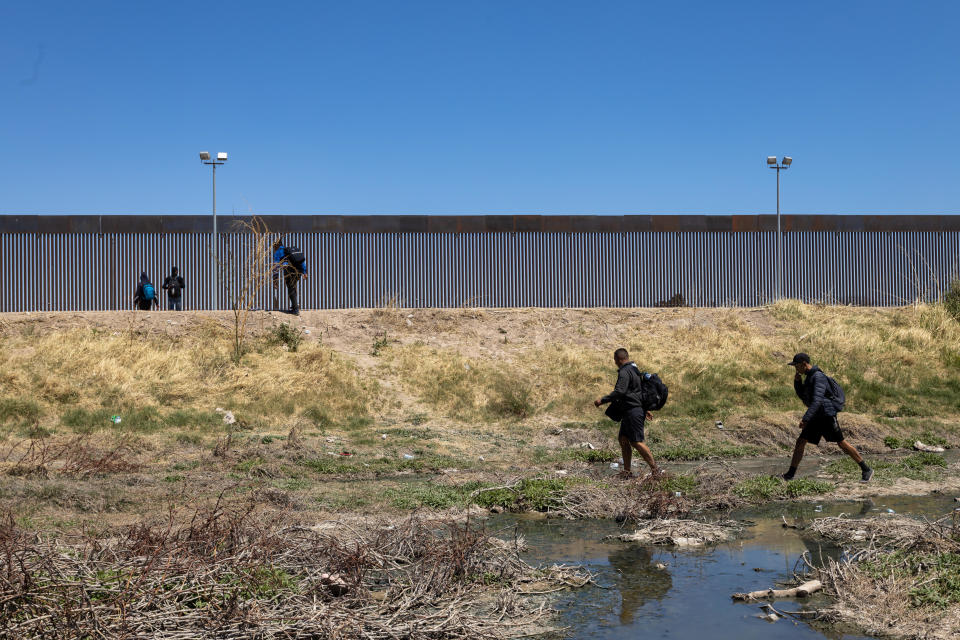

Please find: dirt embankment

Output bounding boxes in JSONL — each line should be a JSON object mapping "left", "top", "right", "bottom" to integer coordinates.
{"left": 1, "top": 305, "right": 959, "bottom": 526}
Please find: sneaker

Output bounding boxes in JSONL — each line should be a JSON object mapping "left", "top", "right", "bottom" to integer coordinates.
{"left": 860, "top": 467, "right": 873, "bottom": 483}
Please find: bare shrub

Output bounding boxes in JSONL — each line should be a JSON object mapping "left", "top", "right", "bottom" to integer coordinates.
{"left": 221, "top": 216, "right": 275, "bottom": 362}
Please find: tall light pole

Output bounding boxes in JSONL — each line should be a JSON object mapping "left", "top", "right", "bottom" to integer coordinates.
{"left": 199, "top": 151, "right": 227, "bottom": 310}
{"left": 766, "top": 155, "right": 792, "bottom": 300}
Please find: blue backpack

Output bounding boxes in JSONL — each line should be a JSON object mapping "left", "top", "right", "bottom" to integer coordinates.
{"left": 143, "top": 283, "right": 155, "bottom": 301}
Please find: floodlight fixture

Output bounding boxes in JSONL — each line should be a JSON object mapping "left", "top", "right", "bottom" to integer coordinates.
{"left": 197, "top": 150, "right": 230, "bottom": 311}
{"left": 765, "top": 155, "right": 794, "bottom": 302}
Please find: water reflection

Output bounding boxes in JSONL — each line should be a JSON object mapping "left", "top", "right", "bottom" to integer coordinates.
{"left": 606, "top": 546, "right": 672, "bottom": 624}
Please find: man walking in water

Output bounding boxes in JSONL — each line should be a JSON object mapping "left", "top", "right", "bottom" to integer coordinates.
{"left": 595, "top": 348, "right": 661, "bottom": 478}
{"left": 782, "top": 353, "right": 873, "bottom": 482}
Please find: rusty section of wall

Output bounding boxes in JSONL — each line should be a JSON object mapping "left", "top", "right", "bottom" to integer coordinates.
{"left": 4, "top": 214, "right": 960, "bottom": 234}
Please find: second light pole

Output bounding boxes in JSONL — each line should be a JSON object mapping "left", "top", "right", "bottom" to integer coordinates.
{"left": 766, "top": 155, "right": 792, "bottom": 300}
{"left": 199, "top": 151, "right": 228, "bottom": 310}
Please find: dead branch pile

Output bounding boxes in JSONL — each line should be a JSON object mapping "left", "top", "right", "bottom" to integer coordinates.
{"left": 811, "top": 512, "right": 960, "bottom": 638}
{"left": 0, "top": 501, "right": 590, "bottom": 639}
{"left": 2, "top": 434, "right": 141, "bottom": 478}
{"left": 559, "top": 473, "right": 690, "bottom": 521}
{"left": 809, "top": 513, "right": 930, "bottom": 545}
{"left": 615, "top": 518, "right": 741, "bottom": 546}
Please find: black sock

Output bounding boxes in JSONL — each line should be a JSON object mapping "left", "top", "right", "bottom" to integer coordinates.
{"left": 858, "top": 460, "right": 870, "bottom": 471}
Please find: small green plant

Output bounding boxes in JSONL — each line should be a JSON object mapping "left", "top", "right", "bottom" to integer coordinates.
{"left": 371, "top": 331, "right": 389, "bottom": 356}
{"left": 884, "top": 436, "right": 906, "bottom": 449}
{"left": 239, "top": 566, "right": 299, "bottom": 598}
{"left": 268, "top": 323, "right": 303, "bottom": 352}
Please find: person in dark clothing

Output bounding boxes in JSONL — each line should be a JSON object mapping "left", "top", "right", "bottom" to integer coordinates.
{"left": 133, "top": 272, "right": 158, "bottom": 311}
{"left": 272, "top": 239, "right": 308, "bottom": 315}
{"left": 595, "top": 348, "right": 659, "bottom": 478}
{"left": 782, "top": 353, "right": 872, "bottom": 482}
{"left": 162, "top": 267, "right": 185, "bottom": 311}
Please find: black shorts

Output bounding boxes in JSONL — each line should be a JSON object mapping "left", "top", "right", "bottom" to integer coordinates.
{"left": 800, "top": 415, "right": 844, "bottom": 445}
{"left": 618, "top": 407, "right": 646, "bottom": 443}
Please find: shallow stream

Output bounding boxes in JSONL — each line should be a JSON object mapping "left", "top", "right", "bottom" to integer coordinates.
{"left": 491, "top": 494, "right": 957, "bottom": 639}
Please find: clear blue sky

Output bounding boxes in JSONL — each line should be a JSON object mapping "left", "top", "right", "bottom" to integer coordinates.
{"left": 2, "top": 1, "right": 958, "bottom": 215}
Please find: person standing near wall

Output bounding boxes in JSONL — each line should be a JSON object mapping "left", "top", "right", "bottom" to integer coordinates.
{"left": 162, "top": 266, "right": 185, "bottom": 311}
{"left": 133, "top": 272, "right": 158, "bottom": 311}
{"left": 272, "top": 239, "right": 308, "bottom": 315}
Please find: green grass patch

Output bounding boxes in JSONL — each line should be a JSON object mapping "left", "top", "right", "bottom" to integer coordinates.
{"left": 657, "top": 442, "right": 758, "bottom": 461}
{"left": 863, "top": 550, "right": 960, "bottom": 609}
{"left": 826, "top": 453, "right": 946, "bottom": 483}
{"left": 386, "top": 482, "right": 473, "bottom": 510}
{"left": 0, "top": 397, "right": 43, "bottom": 428}
{"left": 473, "top": 477, "right": 573, "bottom": 511}
{"left": 166, "top": 409, "right": 222, "bottom": 430}
{"left": 658, "top": 473, "right": 697, "bottom": 495}
{"left": 60, "top": 406, "right": 165, "bottom": 434}
{"left": 883, "top": 433, "right": 949, "bottom": 450}
{"left": 733, "top": 475, "right": 834, "bottom": 501}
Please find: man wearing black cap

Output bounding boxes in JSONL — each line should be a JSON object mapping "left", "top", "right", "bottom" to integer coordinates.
{"left": 783, "top": 353, "right": 872, "bottom": 482}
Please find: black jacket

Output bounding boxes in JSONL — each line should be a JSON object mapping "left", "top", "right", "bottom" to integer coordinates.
{"left": 601, "top": 362, "right": 645, "bottom": 411}
{"left": 794, "top": 366, "right": 838, "bottom": 422}
{"left": 163, "top": 275, "right": 185, "bottom": 297}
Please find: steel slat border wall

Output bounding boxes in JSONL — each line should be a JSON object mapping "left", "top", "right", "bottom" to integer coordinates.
{"left": 2, "top": 216, "right": 960, "bottom": 311}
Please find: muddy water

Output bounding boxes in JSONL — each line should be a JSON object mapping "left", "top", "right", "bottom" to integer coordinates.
{"left": 492, "top": 494, "right": 956, "bottom": 640}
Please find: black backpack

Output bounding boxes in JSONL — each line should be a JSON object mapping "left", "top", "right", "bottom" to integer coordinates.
{"left": 820, "top": 371, "right": 846, "bottom": 412}
{"left": 636, "top": 370, "right": 669, "bottom": 411}
{"left": 167, "top": 276, "right": 182, "bottom": 297}
{"left": 284, "top": 246, "right": 307, "bottom": 274}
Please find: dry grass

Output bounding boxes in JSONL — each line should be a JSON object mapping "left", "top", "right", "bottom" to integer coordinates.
{"left": 0, "top": 322, "right": 375, "bottom": 434}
